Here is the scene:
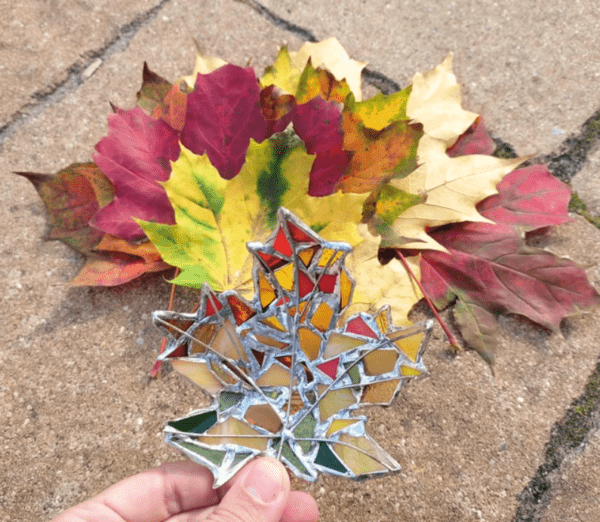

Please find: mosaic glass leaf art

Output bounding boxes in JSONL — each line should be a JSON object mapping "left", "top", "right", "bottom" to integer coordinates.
{"left": 154, "top": 208, "right": 432, "bottom": 486}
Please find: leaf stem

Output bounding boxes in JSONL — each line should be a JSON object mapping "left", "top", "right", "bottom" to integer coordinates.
{"left": 394, "top": 249, "right": 461, "bottom": 351}
{"left": 150, "top": 267, "right": 181, "bottom": 377}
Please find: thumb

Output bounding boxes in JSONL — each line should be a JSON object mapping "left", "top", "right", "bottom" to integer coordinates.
{"left": 208, "top": 458, "right": 290, "bottom": 522}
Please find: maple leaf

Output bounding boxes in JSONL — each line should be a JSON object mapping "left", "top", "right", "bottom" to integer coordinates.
{"left": 153, "top": 209, "right": 431, "bottom": 486}
{"left": 91, "top": 107, "right": 179, "bottom": 240}
{"left": 294, "top": 59, "right": 352, "bottom": 105}
{"left": 181, "top": 51, "right": 227, "bottom": 89}
{"left": 413, "top": 165, "right": 600, "bottom": 362}
{"left": 136, "top": 63, "right": 173, "bottom": 116}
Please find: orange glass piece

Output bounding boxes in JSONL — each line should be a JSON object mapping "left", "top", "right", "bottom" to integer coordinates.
{"left": 172, "top": 359, "right": 224, "bottom": 393}
{"left": 326, "top": 418, "right": 359, "bottom": 436}
{"left": 318, "top": 273, "right": 337, "bottom": 293}
{"left": 317, "top": 386, "right": 356, "bottom": 420}
{"left": 256, "top": 364, "right": 297, "bottom": 387}
{"left": 288, "top": 302, "right": 308, "bottom": 322}
{"left": 190, "top": 323, "right": 217, "bottom": 354}
{"left": 274, "top": 263, "right": 295, "bottom": 292}
{"left": 317, "top": 358, "right": 339, "bottom": 379}
{"left": 258, "top": 271, "right": 276, "bottom": 310}
{"left": 323, "top": 332, "right": 364, "bottom": 359}
{"left": 298, "top": 271, "right": 315, "bottom": 298}
{"left": 400, "top": 365, "right": 422, "bottom": 376}
{"left": 318, "top": 249, "right": 343, "bottom": 267}
{"left": 244, "top": 404, "right": 283, "bottom": 433}
{"left": 311, "top": 302, "right": 334, "bottom": 332}
{"left": 393, "top": 332, "right": 424, "bottom": 362}
{"left": 226, "top": 295, "right": 256, "bottom": 326}
{"left": 287, "top": 221, "right": 315, "bottom": 243}
{"left": 260, "top": 316, "right": 286, "bottom": 332}
{"left": 361, "top": 380, "right": 400, "bottom": 404}
{"left": 333, "top": 434, "right": 391, "bottom": 474}
{"left": 297, "top": 245, "right": 320, "bottom": 267}
{"left": 374, "top": 308, "right": 390, "bottom": 334}
{"left": 201, "top": 418, "right": 267, "bottom": 451}
{"left": 340, "top": 269, "right": 353, "bottom": 309}
{"left": 363, "top": 350, "right": 399, "bottom": 376}
{"left": 345, "top": 316, "right": 378, "bottom": 339}
{"left": 273, "top": 227, "right": 293, "bottom": 256}
{"left": 254, "top": 334, "right": 288, "bottom": 349}
{"left": 298, "top": 327, "right": 322, "bottom": 361}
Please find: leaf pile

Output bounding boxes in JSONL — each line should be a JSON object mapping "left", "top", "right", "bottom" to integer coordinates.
{"left": 18, "top": 38, "right": 599, "bottom": 361}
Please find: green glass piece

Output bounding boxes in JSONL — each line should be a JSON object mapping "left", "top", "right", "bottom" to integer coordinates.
{"left": 263, "top": 390, "right": 280, "bottom": 400}
{"left": 179, "top": 441, "right": 225, "bottom": 466}
{"left": 293, "top": 414, "right": 316, "bottom": 453}
{"left": 219, "top": 392, "right": 243, "bottom": 411}
{"left": 231, "top": 452, "right": 254, "bottom": 467}
{"left": 315, "top": 442, "right": 347, "bottom": 473}
{"left": 168, "top": 410, "right": 217, "bottom": 434}
{"left": 345, "top": 363, "right": 361, "bottom": 384}
{"left": 281, "top": 441, "right": 310, "bottom": 476}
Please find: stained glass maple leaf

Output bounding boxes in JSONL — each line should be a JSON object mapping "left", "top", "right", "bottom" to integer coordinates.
{"left": 153, "top": 209, "right": 431, "bottom": 486}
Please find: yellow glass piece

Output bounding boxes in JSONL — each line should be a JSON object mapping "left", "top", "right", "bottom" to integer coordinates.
{"left": 288, "top": 302, "right": 309, "bottom": 322}
{"left": 256, "top": 364, "right": 297, "bottom": 387}
{"left": 317, "top": 385, "right": 356, "bottom": 420}
{"left": 361, "top": 380, "right": 400, "bottom": 404}
{"left": 274, "top": 263, "right": 295, "bottom": 292}
{"left": 334, "top": 434, "right": 392, "bottom": 474}
{"left": 260, "top": 316, "right": 286, "bottom": 332}
{"left": 298, "top": 327, "right": 322, "bottom": 361}
{"left": 323, "top": 332, "right": 364, "bottom": 359}
{"left": 340, "top": 268, "right": 352, "bottom": 309}
{"left": 363, "top": 350, "right": 399, "bottom": 376}
{"left": 190, "top": 323, "right": 217, "bottom": 354}
{"left": 244, "top": 404, "right": 282, "bottom": 433}
{"left": 394, "top": 332, "right": 423, "bottom": 362}
{"left": 310, "top": 302, "right": 334, "bottom": 332}
{"left": 374, "top": 308, "right": 389, "bottom": 334}
{"left": 254, "top": 335, "right": 288, "bottom": 349}
{"left": 213, "top": 319, "right": 247, "bottom": 361}
{"left": 401, "top": 365, "right": 422, "bottom": 376}
{"left": 318, "top": 248, "right": 343, "bottom": 267}
{"left": 298, "top": 246, "right": 319, "bottom": 267}
{"left": 210, "top": 360, "right": 237, "bottom": 385}
{"left": 172, "top": 360, "right": 223, "bottom": 394}
{"left": 258, "top": 270, "right": 276, "bottom": 309}
{"left": 326, "top": 418, "right": 359, "bottom": 437}
{"left": 201, "top": 417, "right": 267, "bottom": 451}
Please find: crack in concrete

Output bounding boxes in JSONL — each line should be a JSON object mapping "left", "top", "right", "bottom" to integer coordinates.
{"left": 0, "top": 0, "right": 172, "bottom": 150}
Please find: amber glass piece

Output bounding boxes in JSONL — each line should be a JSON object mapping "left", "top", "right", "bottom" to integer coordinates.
{"left": 393, "top": 332, "right": 423, "bottom": 362}
{"left": 258, "top": 270, "right": 276, "bottom": 310}
{"left": 326, "top": 418, "right": 359, "bottom": 437}
{"left": 318, "top": 273, "right": 337, "bottom": 293}
{"left": 363, "top": 350, "right": 399, "bottom": 376}
{"left": 226, "top": 295, "right": 256, "bottom": 326}
{"left": 311, "top": 303, "right": 334, "bottom": 332}
{"left": 256, "top": 364, "right": 297, "bottom": 387}
{"left": 276, "top": 355, "right": 292, "bottom": 368}
{"left": 252, "top": 349, "right": 265, "bottom": 366}
{"left": 297, "top": 245, "right": 320, "bottom": 267}
{"left": 254, "top": 334, "right": 288, "bottom": 349}
{"left": 257, "top": 250, "right": 288, "bottom": 270}
{"left": 283, "top": 392, "right": 304, "bottom": 415}
{"left": 345, "top": 316, "right": 378, "bottom": 339}
{"left": 298, "top": 271, "right": 315, "bottom": 298}
{"left": 301, "top": 362, "right": 314, "bottom": 382}
{"left": 361, "top": 380, "right": 400, "bottom": 404}
{"left": 190, "top": 323, "right": 217, "bottom": 354}
{"left": 287, "top": 220, "right": 315, "bottom": 243}
{"left": 273, "top": 227, "right": 293, "bottom": 256}
{"left": 274, "top": 263, "right": 294, "bottom": 292}
{"left": 400, "top": 365, "right": 422, "bottom": 376}
{"left": 374, "top": 308, "right": 390, "bottom": 334}
{"left": 298, "top": 327, "right": 322, "bottom": 361}
{"left": 201, "top": 418, "right": 267, "bottom": 451}
{"left": 172, "top": 360, "right": 223, "bottom": 394}
{"left": 163, "top": 317, "right": 194, "bottom": 339}
{"left": 317, "top": 386, "right": 356, "bottom": 420}
{"left": 213, "top": 320, "right": 247, "bottom": 361}
{"left": 323, "top": 332, "right": 364, "bottom": 359}
{"left": 317, "top": 357, "right": 339, "bottom": 379}
{"left": 260, "top": 316, "right": 286, "bottom": 332}
{"left": 244, "top": 404, "right": 283, "bottom": 433}
{"left": 210, "top": 360, "right": 238, "bottom": 385}
{"left": 333, "top": 434, "right": 390, "bottom": 474}
{"left": 205, "top": 291, "right": 223, "bottom": 316}
{"left": 340, "top": 269, "right": 353, "bottom": 309}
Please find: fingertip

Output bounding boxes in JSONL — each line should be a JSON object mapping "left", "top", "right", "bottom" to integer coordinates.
{"left": 282, "top": 491, "right": 319, "bottom": 522}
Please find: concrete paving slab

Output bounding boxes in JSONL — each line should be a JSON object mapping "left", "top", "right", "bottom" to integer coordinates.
{"left": 572, "top": 145, "right": 600, "bottom": 215}
{"left": 1, "top": 1, "right": 600, "bottom": 522}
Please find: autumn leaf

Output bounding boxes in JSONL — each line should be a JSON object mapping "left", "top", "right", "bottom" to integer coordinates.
{"left": 136, "top": 63, "right": 173, "bottom": 115}
{"left": 91, "top": 107, "right": 179, "bottom": 240}
{"left": 16, "top": 163, "right": 113, "bottom": 253}
{"left": 153, "top": 209, "right": 431, "bottom": 485}
{"left": 181, "top": 51, "right": 227, "bottom": 89}
{"left": 150, "top": 80, "right": 189, "bottom": 132}
{"left": 295, "top": 59, "right": 352, "bottom": 104}
{"left": 138, "top": 132, "right": 366, "bottom": 296}
{"left": 260, "top": 46, "right": 302, "bottom": 95}
{"left": 446, "top": 116, "right": 496, "bottom": 157}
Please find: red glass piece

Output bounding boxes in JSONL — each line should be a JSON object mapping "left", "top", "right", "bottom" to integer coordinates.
{"left": 273, "top": 227, "right": 293, "bottom": 257}
{"left": 317, "top": 358, "right": 339, "bottom": 379}
{"left": 318, "top": 273, "right": 337, "bottom": 293}
{"left": 252, "top": 349, "right": 265, "bottom": 366}
{"left": 287, "top": 221, "right": 315, "bottom": 244}
{"left": 276, "top": 355, "right": 293, "bottom": 368}
{"left": 345, "top": 316, "right": 378, "bottom": 339}
{"left": 257, "top": 250, "right": 288, "bottom": 270}
{"left": 166, "top": 344, "right": 187, "bottom": 359}
{"left": 226, "top": 295, "right": 256, "bottom": 326}
{"left": 297, "top": 270, "right": 315, "bottom": 298}
{"left": 205, "top": 292, "right": 223, "bottom": 317}
{"left": 276, "top": 296, "right": 291, "bottom": 306}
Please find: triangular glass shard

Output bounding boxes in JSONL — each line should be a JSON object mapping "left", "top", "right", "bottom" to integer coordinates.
{"left": 345, "top": 316, "right": 378, "bottom": 339}
{"left": 226, "top": 295, "right": 256, "bottom": 326}
{"left": 274, "top": 263, "right": 295, "bottom": 292}
{"left": 340, "top": 268, "right": 353, "bottom": 309}
{"left": 317, "top": 358, "right": 339, "bottom": 379}
{"left": 172, "top": 359, "right": 224, "bottom": 393}
{"left": 219, "top": 392, "right": 243, "bottom": 411}
{"left": 316, "top": 442, "right": 347, "bottom": 473}
{"left": 204, "top": 289, "right": 223, "bottom": 317}
{"left": 251, "top": 349, "right": 265, "bottom": 366}
{"left": 190, "top": 323, "right": 218, "bottom": 354}
{"left": 310, "top": 302, "right": 334, "bottom": 332}
{"left": 297, "top": 245, "right": 320, "bottom": 267}
{"left": 297, "top": 270, "right": 315, "bottom": 298}
{"left": 257, "top": 270, "right": 277, "bottom": 310}
{"left": 287, "top": 220, "right": 316, "bottom": 244}
{"left": 326, "top": 418, "right": 359, "bottom": 436}
{"left": 257, "top": 250, "right": 288, "bottom": 270}
{"left": 260, "top": 316, "right": 286, "bottom": 332}
{"left": 323, "top": 332, "right": 365, "bottom": 359}
{"left": 273, "top": 227, "right": 293, "bottom": 256}
{"left": 254, "top": 334, "right": 288, "bottom": 349}
{"left": 276, "top": 355, "right": 292, "bottom": 368}
{"left": 169, "top": 410, "right": 217, "bottom": 434}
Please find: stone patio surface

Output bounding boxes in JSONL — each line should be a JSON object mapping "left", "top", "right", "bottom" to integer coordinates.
{"left": 1, "top": 1, "right": 599, "bottom": 521}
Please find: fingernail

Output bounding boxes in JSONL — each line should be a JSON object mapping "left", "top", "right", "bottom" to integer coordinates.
{"left": 243, "top": 459, "right": 285, "bottom": 503}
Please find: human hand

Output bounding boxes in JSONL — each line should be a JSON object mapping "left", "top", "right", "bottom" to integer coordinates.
{"left": 51, "top": 457, "right": 318, "bottom": 522}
